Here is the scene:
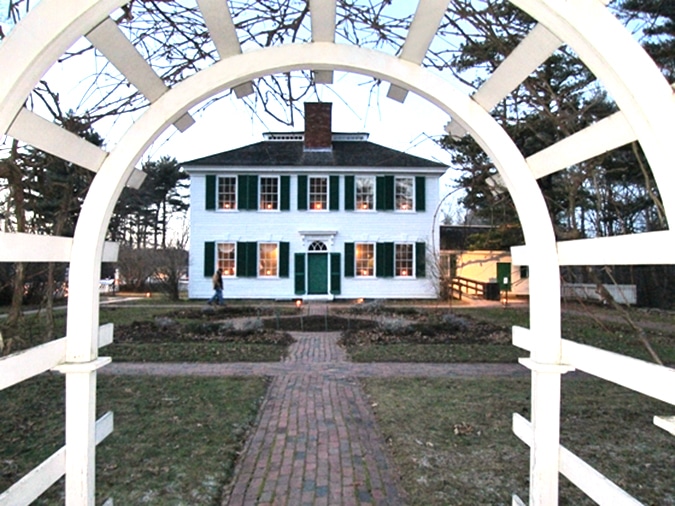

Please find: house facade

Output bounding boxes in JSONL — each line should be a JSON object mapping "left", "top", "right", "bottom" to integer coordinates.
{"left": 183, "top": 103, "right": 447, "bottom": 300}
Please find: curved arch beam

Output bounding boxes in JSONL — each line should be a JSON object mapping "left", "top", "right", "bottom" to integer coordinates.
{"left": 511, "top": 0, "right": 675, "bottom": 220}
{"left": 68, "top": 43, "right": 561, "bottom": 351}
{"left": 0, "top": 0, "right": 127, "bottom": 134}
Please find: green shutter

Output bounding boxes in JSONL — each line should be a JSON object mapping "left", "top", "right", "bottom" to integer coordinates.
{"left": 376, "top": 177, "right": 386, "bottom": 211}
{"left": 236, "top": 242, "right": 247, "bottom": 277}
{"left": 237, "top": 175, "right": 249, "bottom": 210}
{"left": 376, "top": 242, "right": 394, "bottom": 278}
{"left": 248, "top": 175, "right": 258, "bottom": 211}
{"left": 384, "top": 175, "right": 394, "bottom": 210}
{"left": 415, "top": 176, "right": 426, "bottom": 212}
{"left": 247, "top": 242, "right": 258, "bottom": 277}
{"left": 415, "top": 242, "right": 426, "bottom": 278}
{"left": 344, "top": 176, "right": 355, "bottom": 210}
{"left": 294, "top": 253, "right": 306, "bottom": 295}
{"left": 330, "top": 252, "right": 341, "bottom": 295}
{"left": 204, "top": 241, "right": 215, "bottom": 277}
{"left": 344, "top": 243, "right": 354, "bottom": 277}
{"left": 205, "top": 175, "right": 216, "bottom": 210}
{"left": 279, "top": 242, "right": 290, "bottom": 277}
{"left": 329, "top": 175, "right": 339, "bottom": 211}
{"left": 297, "top": 175, "right": 308, "bottom": 210}
{"left": 280, "top": 175, "right": 290, "bottom": 211}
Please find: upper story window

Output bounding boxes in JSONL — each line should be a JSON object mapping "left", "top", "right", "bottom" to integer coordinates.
{"left": 395, "top": 243, "right": 414, "bottom": 277}
{"left": 258, "top": 243, "right": 278, "bottom": 277}
{"left": 259, "top": 176, "right": 279, "bottom": 211}
{"left": 218, "top": 177, "right": 237, "bottom": 210}
{"left": 355, "top": 176, "right": 375, "bottom": 211}
{"left": 309, "top": 176, "right": 328, "bottom": 211}
{"left": 355, "top": 242, "right": 375, "bottom": 277}
{"left": 217, "top": 242, "right": 236, "bottom": 276}
{"left": 395, "top": 177, "right": 414, "bottom": 211}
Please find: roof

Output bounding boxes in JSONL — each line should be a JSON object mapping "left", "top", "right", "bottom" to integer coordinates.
{"left": 181, "top": 138, "right": 447, "bottom": 170}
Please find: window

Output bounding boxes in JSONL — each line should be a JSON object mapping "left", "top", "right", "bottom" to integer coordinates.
{"left": 355, "top": 176, "right": 374, "bottom": 210}
{"left": 217, "top": 242, "right": 236, "bottom": 276}
{"left": 258, "top": 243, "right": 278, "bottom": 277}
{"left": 395, "top": 177, "right": 414, "bottom": 211}
{"left": 218, "top": 177, "right": 237, "bottom": 210}
{"left": 355, "top": 243, "right": 375, "bottom": 277}
{"left": 520, "top": 266, "right": 529, "bottom": 279}
{"left": 259, "top": 177, "right": 279, "bottom": 210}
{"left": 309, "top": 176, "right": 328, "bottom": 210}
{"left": 395, "top": 243, "right": 414, "bottom": 277}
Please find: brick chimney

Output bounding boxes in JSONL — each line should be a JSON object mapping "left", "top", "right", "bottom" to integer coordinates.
{"left": 304, "top": 102, "right": 332, "bottom": 151}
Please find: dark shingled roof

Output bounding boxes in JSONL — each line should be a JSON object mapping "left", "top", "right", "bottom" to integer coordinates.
{"left": 182, "top": 140, "right": 446, "bottom": 168}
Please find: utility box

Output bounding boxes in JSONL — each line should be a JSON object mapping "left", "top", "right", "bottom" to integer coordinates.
{"left": 497, "top": 262, "right": 511, "bottom": 291}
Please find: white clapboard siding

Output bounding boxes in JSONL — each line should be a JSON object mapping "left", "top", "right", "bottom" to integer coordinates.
{"left": 513, "top": 414, "right": 643, "bottom": 506}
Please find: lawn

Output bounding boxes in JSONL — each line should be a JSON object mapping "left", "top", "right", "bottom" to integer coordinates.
{"left": 0, "top": 373, "right": 267, "bottom": 505}
{"left": 364, "top": 376, "right": 674, "bottom": 506}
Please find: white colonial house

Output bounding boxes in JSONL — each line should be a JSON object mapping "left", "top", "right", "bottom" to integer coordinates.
{"left": 183, "top": 102, "right": 447, "bottom": 300}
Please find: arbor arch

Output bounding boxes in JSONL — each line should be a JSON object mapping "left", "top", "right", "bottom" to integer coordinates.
{"left": 0, "top": 1, "right": 673, "bottom": 505}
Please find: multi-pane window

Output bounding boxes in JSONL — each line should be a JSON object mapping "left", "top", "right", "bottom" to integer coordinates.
{"left": 355, "top": 243, "right": 375, "bottom": 277}
{"left": 259, "top": 177, "right": 279, "bottom": 210}
{"left": 218, "top": 177, "right": 237, "bottom": 210}
{"left": 309, "top": 176, "right": 328, "bottom": 210}
{"left": 218, "top": 242, "right": 236, "bottom": 276}
{"left": 258, "top": 243, "right": 278, "bottom": 277}
{"left": 395, "top": 177, "right": 414, "bottom": 211}
{"left": 355, "top": 176, "right": 374, "bottom": 210}
{"left": 395, "top": 243, "right": 414, "bottom": 277}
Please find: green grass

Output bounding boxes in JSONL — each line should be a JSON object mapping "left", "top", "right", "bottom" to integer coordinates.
{"left": 0, "top": 373, "right": 268, "bottom": 505}
{"left": 346, "top": 342, "right": 520, "bottom": 363}
{"left": 364, "top": 376, "right": 674, "bottom": 506}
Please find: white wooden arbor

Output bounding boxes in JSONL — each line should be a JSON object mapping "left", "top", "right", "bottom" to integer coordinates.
{"left": 0, "top": 0, "right": 673, "bottom": 504}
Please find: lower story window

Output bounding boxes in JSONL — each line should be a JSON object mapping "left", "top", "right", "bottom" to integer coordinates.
{"left": 259, "top": 243, "right": 278, "bottom": 277}
{"left": 395, "top": 243, "right": 414, "bottom": 277}
{"left": 218, "top": 242, "right": 236, "bottom": 276}
{"left": 355, "top": 243, "right": 374, "bottom": 277}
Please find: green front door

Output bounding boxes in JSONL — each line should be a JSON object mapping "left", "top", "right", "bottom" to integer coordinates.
{"left": 308, "top": 253, "right": 328, "bottom": 294}
{"left": 497, "top": 262, "right": 511, "bottom": 290}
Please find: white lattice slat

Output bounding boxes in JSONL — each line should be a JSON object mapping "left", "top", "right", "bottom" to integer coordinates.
{"left": 86, "top": 18, "right": 195, "bottom": 131}
{"left": 0, "top": 338, "right": 66, "bottom": 391}
{"left": 513, "top": 327, "right": 675, "bottom": 405}
{"left": 196, "top": 0, "right": 255, "bottom": 95}
{"left": 527, "top": 111, "right": 636, "bottom": 179}
{"left": 653, "top": 415, "right": 675, "bottom": 436}
{"left": 511, "top": 230, "right": 675, "bottom": 267}
{"left": 0, "top": 413, "right": 113, "bottom": 506}
{"left": 0, "top": 448, "right": 65, "bottom": 506}
{"left": 7, "top": 109, "right": 108, "bottom": 172}
{"left": 473, "top": 23, "right": 562, "bottom": 111}
{"left": 387, "top": 0, "right": 449, "bottom": 102}
{"left": 513, "top": 414, "right": 643, "bottom": 505}
{"left": 0, "top": 233, "right": 72, "bottom": 262}
{"left": 310, "top": 0, "right": 337, "bottom": 83}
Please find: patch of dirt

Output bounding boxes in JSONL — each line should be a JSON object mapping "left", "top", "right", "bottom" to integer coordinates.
{"left": 114, "top": 321, "right": 294, "bottom": 345}
{"left": 339, "top": 314, "right": 510, "bottom": 347}
{"left": 262, "top": 315, "right": 377, "bottom": 332}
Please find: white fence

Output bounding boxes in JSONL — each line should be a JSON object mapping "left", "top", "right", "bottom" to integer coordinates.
{"left": 561, "top": 283, "right": 637, "bottom": 305}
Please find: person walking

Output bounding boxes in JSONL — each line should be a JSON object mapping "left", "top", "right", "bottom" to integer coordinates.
{"left": 208, "top": 268, "right": 224, "bottom": 305}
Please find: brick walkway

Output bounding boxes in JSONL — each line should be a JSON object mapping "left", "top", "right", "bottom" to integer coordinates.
{"left": 224, "top": 331, "right": 406, "bottom": 506}
{"left": 99, "top": 302, "right": 529, "bottom": 506}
